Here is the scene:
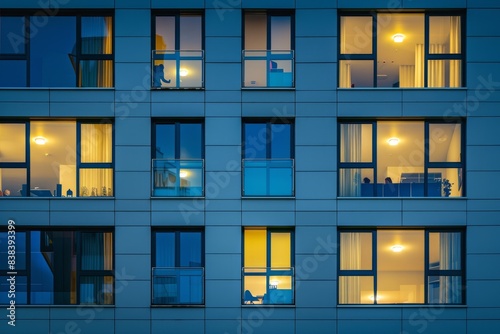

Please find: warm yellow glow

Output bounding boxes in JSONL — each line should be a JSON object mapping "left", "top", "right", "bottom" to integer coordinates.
{"left": 179, "top": 68, "right": 188, "bottom": 77}
{"left": 179, "top": 170, "right": 188, "bottom": 178}
{"left": 392, "top": 33, "right": 405, "bottom": 43}
{"left": 391, "top": 245, "right": 404, "bottom": 252}
{"left": 387, "top": 137, "right": 400, "bottom": 146}
{"left": 369, "top": 295, "right": 382, "bottom": 301}
{"left": 270, "top": 232, "right": 291, "bottom": 267}
{"left": 33, "top": 136, "right": 47, "bottom": 145}
{"left": 244, "top": 229, "right": 266, "bottom": 267}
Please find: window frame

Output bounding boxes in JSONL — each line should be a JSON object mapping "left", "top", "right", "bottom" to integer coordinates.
{"left": 338, "top": 10, "right": 466, "bottom": 88}
{"left": 0, "top": 9, "right": 114, "bottom": 88}
{"left": 242, "top": 227, "right": 295, "bottom": 306}
{"left": 337, "top": 118, "right": 466, "bottom": 197}
{"left": 151, "top": 10, "right": 205, "bottom": 89}
{"left": 151, "top": 228, "right": 205, "bottom": 306}
{"left": 242, "top": 118, "right": 295, "bottom": 197}
{"left": 337, "top": 227, "right": 465, "bottom": 305}
{"left": 0, "top": 227, "right": 114, "bottom": 305}
{"left": 0, "top": 119, "right": 115, "bottom": 198}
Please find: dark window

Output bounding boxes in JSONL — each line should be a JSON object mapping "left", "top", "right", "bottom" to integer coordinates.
{"left": 339, "top": 12, "right": 464, "bottom": 88}
{"left": 0, "top": 229, "right": 113, "bottom": 305}
{"left": 242, "top": 119, "right": 294, "bottom": 197}
{"left": 338, "top": 120, "right": 464, "bottom": 197}
{"left": 152, "top": 229, "right": 204, "bottom": 305}
{"left": 338, "top": 228, "right": 464, "bottom": 305}
{"left": 0, "top": 12, "right": 113, "bottom": 88}
{"left": 152, "top": 120, "right": 204, "bottom": 197}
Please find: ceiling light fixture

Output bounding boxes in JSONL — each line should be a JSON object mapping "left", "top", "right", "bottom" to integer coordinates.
{"left": 387, "top": 137, "right": 400, "bottom": 146}
{"left": 33, "top": 136, "right": 47, "bottom": 145}
{"left": 392, "top": 33, "right": 405, "bottom": 43}
{"left": 391, "top": 245, "right": 404, "bottom": 252}
{"left": 179, "top": 170, "right": 188, "bottom": 178}
{"left": 179, "top": 68, "right": 188, "bottom": 77}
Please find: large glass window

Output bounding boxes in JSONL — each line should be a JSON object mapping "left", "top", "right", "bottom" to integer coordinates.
{"left": 243, "top": 11, "right": 294, "bottom": 88}
{"left": 242, "top": 119, "right": 294, "bottom": 197}
{"left": 0, "top": 12, "right": 113, "bottom": 88}
{"left": 152, "top": 229, "right": 204, "bottom": 305}
{"left": 339, "top": 12, "right": 463, "bottom": 88}
{"left": 0, "top": 120, "right": 113, "bottom": 198}
{"left": 152, "top": 120, "right": 204, "bottom": 197}
{"left": 0, "top": 229, "right": 113, "bottom": 305}
{"left": 338, "top": 120, "right": 464, "bottom": 197}
{"left": 242, "top": 228, "right": 294, "bottom": 305}
{"left": 152, "top": 12, "right": 204, "bottom": 89}
{"left": 338, "top": 229, "right": 464, "bottom": 305}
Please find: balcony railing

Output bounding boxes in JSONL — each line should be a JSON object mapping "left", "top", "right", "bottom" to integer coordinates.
{"left": 152, "top": 159, "right": 204, "bottom": 197}
{"left": 152, "top": 267, "right": 204, "bottom": 305}
{"left": 152, "top": 50, "right": 204, "bottom": 89}
{"left": 242, "top": 159, "right": 294, "bottom": 197}
{"left": 242, "top": 50, "right": 294, "bottom": 88}
{"left": 242, "top": 267, "right": 294, "bottom": 305}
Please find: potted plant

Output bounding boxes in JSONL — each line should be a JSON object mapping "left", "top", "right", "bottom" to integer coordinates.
{"left": 442, "top": 178, "right": 453, "bottom": 197}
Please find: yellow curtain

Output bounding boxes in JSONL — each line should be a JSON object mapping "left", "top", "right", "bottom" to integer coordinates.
{"left": 100, "top": 17, "right": 113, "bottom": 87}
{"left": 414, "top": 44, "right": 424, "bottom": 87}
{"left": 449, "top": 17, "right": 461, "bottom": 87}
{"left": 339, "top": 233, "right": 361, "bottom": 304}
{"left": 428, "top": 44, "right": 445, "bottom": 87}
{"left": 339, "top": 61, "right": 352, "bottom": 88}
{"left": 399, "top": 65, "right": 415, "bottom": 87}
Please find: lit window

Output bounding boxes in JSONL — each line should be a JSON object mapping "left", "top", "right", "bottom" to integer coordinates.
{"left": 0, "top": 12, "right": 113, "bottom": 88}
{"left": 339, "top": 12, "right": 463, "bottom": 88}
{"left": 0, "top": 229, "right": 113, "bottom": 305}
{"left": 242, "top": 228, "right": 294, "bottom": 305}
{"left": 152, "top": 120, "right": 204, "bottom": 197}
{"left": 242, "top": 119, "right": 294, "bottom": 197}
{"left": 0, "top": 120, "right": 113, "bottom": 198}
{"left": 152, "top": 229, "right": 204, "bottom": 305}
{"left": 243, "top": 11, "right": 294, "bottom": 88}
{"left": 338, "top": 120, "right": 464, "bottom": 197}
{"left": 152, "top": 12, "right": 204, "bottom": 89}
{"left": 338, "top": 229, "right": 464, "bottom": 305}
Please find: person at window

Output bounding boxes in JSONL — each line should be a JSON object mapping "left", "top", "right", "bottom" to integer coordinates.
{"left": 153, "top": 64, "right": 171, "bottom": 87}
{"left": 3, "top": 189, "right": 10, "bottom": 196}
{"left": 363, "top": 177, "right": 371, "bottom": 184}
{"left": 385, "top": 177, "right": 393, "bottom": 184}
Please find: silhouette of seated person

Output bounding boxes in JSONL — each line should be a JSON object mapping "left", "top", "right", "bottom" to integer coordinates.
{"left": 243, "top": 290, "right": 260, "bottom": 304}
{"left": 363, "top": 177, "right": 371, "bottom": 184}
{"left": 153, "top": 64, "right": 171, "bottom": 87}
{"left": 384, "top": 177, "right": 398, "bottom": 197}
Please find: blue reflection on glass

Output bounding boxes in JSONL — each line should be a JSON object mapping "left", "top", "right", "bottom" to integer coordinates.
{"left": 0, "top": 60, "right": 26, "bottom": 87}
{"left": 30, "top": 231, "right": 54, "bottom": 304}
{"left": 156, "top": 232, "right": 175, "bottom": 267}
{"left": 30, "top": 16, "right": 76, "bottom": 87}
{"left": 155, "top": 124, "right": 175, "bottom": 159}
{"left": 0, "top": 232, "right": 26, "bottom": 270}
{"left": 244, "top": 123, "right": 267, "bottom": 159}
{"left": 180, "top": 124, "right": 202, "bottom": 159}
{"left": 0, "top": 16, "right": 25, "bottom": 54}
{"left": 180, "top": 232, "right": 202, "bottom": 267}
{"left": 271, "top": 123, "right": 291, "bottom": 158}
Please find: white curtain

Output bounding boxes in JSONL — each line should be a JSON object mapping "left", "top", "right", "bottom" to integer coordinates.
{"left": 339, "top": 233, "right": 361, "bottom": 304}
{"left": 415, "top": 44, "right": 425, "bottom": 87}
{"left": 439, "top": 232, "right": 461, "bottom": 303}
{"left": 80, "top": 124, "right": 113, "bottom": 196}
{"left": 339, "top": 62, "right": 352, "bottom": 88}
{"left": 340, "top": 124, "right": 361, "bottom": 196}
{"left": 449, "top": 17, "right": 461, "bottom": 87}
{"left": 428, "top": 44, "right": 445, "bottom": 87}
{"left": 400, "top": 65, "right": 415, "bottom": 87}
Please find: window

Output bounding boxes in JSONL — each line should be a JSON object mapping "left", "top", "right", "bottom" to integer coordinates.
{"left": 242, "top": 228, "right": 294, "bottom": 305}
{"left": 338, "top": 229, "right": 464, "bottom": 305}
{"left": 242, "top": 119, "right": 294, "bottom": 197}
{"left": 339, "top": 12, "right": 464, "bottom": 88}
{"left": 0, "top": 120, "right": 113, "bottom": 197}
{"left": 152, "top": 120, "right": 204, "bottom": 197}
{"left": 152, "top": 229, "right": 204, "bottom": 305}
{"left": 243, "top": 11, "right": 294, "bottom": 88}
{"left": 338, "top": 120, "right": 464, "bottom": 197}
{"left": 0, "top": 11, "right": 113, "bottom": 87}
{"left": 152, "top": 12, "right": 204, "bottom": 89}
{"left": 0, "top": 229, "right": 113, "bottom": 305}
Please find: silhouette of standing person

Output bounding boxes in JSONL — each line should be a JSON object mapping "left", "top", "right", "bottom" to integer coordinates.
{"left": 153, "top": 64, "right": 171, "bottom": 87}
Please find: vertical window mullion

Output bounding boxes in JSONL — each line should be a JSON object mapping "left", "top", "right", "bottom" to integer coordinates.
{"left": 372, "top": 230, "right": 378, "bottom": 304}
{"left": 76, "top": 122, "right": 82, "bottom": 196}
{"left": 372, "top": 13, "right": 377, "bottom": 87}
{"left": 25, "top": 121, "right": 31, "bottom": 196}
{"left": 372, "top": 121, "right": 378, "bottom": 196}
{"left": 424, "top": 14, "right": 430, "bottom": 87}
{"left": 424, "top": 122, "right": 430, "bottom": 197}
{"left": 424, "top": 230, "right": 430, "bottom": 304}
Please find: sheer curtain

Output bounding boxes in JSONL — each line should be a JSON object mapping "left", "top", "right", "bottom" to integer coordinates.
{"left": 428, "top": 44, "right": 445, "bottom": 87}
{"left": 439, "top": 232, "right": 461, "bottom": 303}
{"left": 80, "top": 16, "right": 113, "bottom": 87}
{"left": 339, "top": 62, "right": 352, "bottom": 88}
{"left": 449, "top": 17, "right": 461, "bottom": 87}
{"left": 340, "top": 124, "right": 361, "bottom": 196}
{"left": 415, "top": 44, "right": 425, "bottom": 87}
{"left": 340, "top": 233, "right": 361, "bottom": 303}
{"left": 80, "top": 124, "right": 112, "bottom": 196}
{"left": 399, "top": 65, "right": 415, "bottom": 87}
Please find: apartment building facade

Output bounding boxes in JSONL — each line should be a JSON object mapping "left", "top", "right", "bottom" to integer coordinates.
{"left": 0, "top": 0, "right": 499, "bottom": 333}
